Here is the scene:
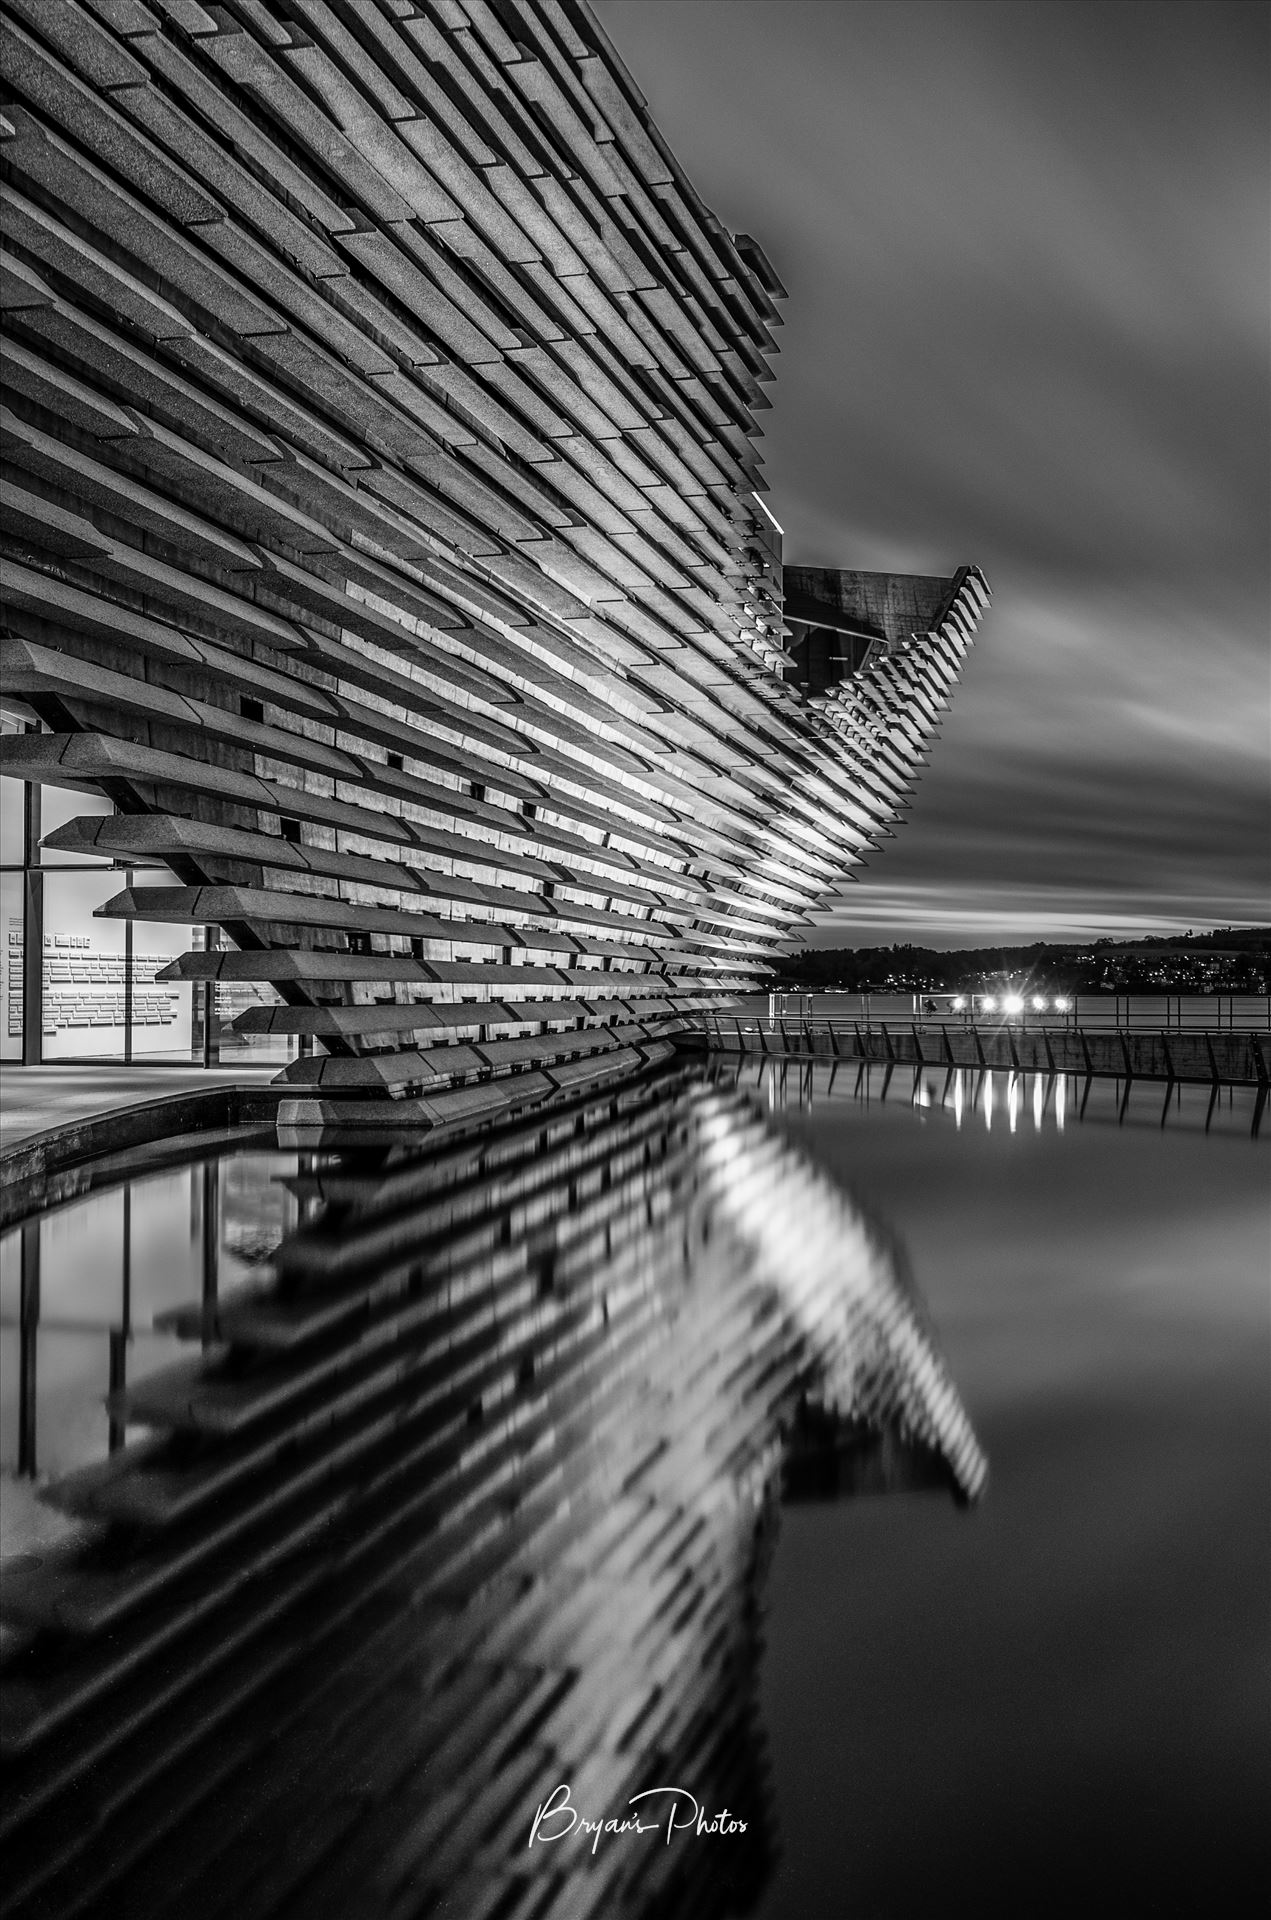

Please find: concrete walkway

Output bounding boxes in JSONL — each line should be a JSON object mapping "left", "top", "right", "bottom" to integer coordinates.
{"left": 0, "top": 1064, "right": 278, "bottom": 1155}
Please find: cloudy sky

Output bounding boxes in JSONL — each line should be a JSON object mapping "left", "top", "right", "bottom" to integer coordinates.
{"left": 597, "top": 0, "right": 1269, "bottom": 948}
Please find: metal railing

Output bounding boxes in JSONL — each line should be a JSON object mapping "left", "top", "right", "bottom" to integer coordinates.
{"left": 721, "top": 1053, "right": 1265, "bottom": 1139}
{"left": 690, "top": 1015, "right": 1271, "bottom": 1089}
{"left": 761, "top": 993, "right": 1269, "bottom": 1032}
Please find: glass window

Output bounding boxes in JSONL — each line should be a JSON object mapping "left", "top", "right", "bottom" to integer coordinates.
{"left": 128, "top": 872, "right": 194, "bottom": 1060}
{"left": 41, "top": 868, "right": 128, "bottom": 1062}
{"left": 0, "top": 869, "right": 21, "bottom": 1061}
{"left": 38, "top": 784, "right": 115, "bottom": 865}
{"left": 0, "top": 775, "right": 24, "bottom": 869}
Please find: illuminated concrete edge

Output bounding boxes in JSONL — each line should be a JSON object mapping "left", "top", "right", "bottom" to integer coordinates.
{"left": 0, "top": 1065, "right": 986, "bottom": 1919}
{"left": 0, "top": 0, "right": 988, "bottom": 1121}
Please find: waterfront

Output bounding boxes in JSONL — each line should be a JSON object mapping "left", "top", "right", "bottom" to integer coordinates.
{"left": 752, "top": 1063, "right": 1269, "bottom": 1919}
{"left": 1, "top": 1055, "right": 1266, "bottom": 1915}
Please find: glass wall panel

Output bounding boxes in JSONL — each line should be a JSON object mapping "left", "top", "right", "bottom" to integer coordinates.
{"left": 213, "top": 962, "right": 296, "bottom": 1066}
{"left": 41, "top": 868, "right": 127, "bottom": 1061}
{"left": 3, "top": 772, "right": 293, "bottom": 1067}
{"left": 1, "top": 868, "right": 21, "bottom": 1061}
{"left": 128, "top": 871, "right": 194, "bottom": 1060}
{"left": 0, "top": 774, "right": 24, "bottom": 868}
{"left": 38, "top": 784, "right": 114, "bottom": 864}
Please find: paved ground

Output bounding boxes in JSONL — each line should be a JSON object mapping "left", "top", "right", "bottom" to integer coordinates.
{"left": 0, "top": 1064, "right": 277, "bottom": 1154}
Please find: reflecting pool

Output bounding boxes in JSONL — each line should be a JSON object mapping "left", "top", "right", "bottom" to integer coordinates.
{"left": 0, "top": 1153, "right": 313, "bottom": 1488}
{"left": 0, "top": 1062, "right": 983, "bottom": 1920}
{"left": 1, "top": 1057, "right": 1264, "bottom": 1919}
{"left": 748, "top": 1061, "right": 1269, "bottom": 1919}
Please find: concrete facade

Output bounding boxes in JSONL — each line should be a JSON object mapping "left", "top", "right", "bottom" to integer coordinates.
{"left": 1, "top": 0, "right": 987, "bottom": 1125}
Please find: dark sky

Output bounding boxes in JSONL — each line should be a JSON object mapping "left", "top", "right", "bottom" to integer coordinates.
{"left": 597, "top": 0, "right": 1270, "bottom": 947}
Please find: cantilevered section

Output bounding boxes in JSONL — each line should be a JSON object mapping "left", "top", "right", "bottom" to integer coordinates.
{"left": 0, "top": 0, "right": 987, "bottom": 1120}
{"left": 784, "top": 564, "right": 986, "bottom": 690}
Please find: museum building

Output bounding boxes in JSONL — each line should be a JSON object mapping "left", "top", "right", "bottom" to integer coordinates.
{"left": 0, "top": 0, "right": 988, "bottom": 1123}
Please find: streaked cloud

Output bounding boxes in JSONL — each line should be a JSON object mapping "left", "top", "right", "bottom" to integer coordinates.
{"left": 598, "top": 0, "right": 1269, "bottom": 945}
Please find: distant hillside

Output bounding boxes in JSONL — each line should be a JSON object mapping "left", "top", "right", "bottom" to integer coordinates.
{"left": 769, "top": 930, "right": 1271, "bottom": 995}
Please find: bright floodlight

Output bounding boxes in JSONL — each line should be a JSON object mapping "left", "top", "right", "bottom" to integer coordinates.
{"left": 980, "top": 995, "right": 996, "bottom": 1012}
{"left": 1031, "top": 996, "right": 1046, "bottom": 1011}
{"left": 952, "top": 996, "right": 966, "bottom": 1011}
{"left": 1053, "top": 996, "right": 1070, "bottom": 1011}
{"left": 1003, "top": 994, "right": 1024, "bottom": 1014}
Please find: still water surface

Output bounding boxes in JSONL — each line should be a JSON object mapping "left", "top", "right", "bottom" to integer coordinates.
{"left": 1, "top": 1062, "right": 1265, "bottom": 1917}
{"left": 0, "top": 1064, "right": 984, "bottom": 1919}
{"left": 750, "top": 1062, "right": 1269, "bottom": 1919}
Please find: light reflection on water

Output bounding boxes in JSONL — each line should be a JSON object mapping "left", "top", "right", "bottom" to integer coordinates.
{"left": 749, "top": 1057, "right": 1270, "bottom": 1919}
{"left": 745, "top": 1053, "right": 1263, "bottom": 1140}
{"left": 2, "top": 1057, "right": 1264, "bottom": 1918}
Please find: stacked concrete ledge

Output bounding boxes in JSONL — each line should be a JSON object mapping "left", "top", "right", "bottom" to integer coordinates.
{"left": 1, "top": 0, "right": 986, "bottom": 1114}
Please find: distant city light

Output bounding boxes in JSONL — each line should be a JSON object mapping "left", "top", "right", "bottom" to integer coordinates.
{"left": 1003, "top": 994, "right": 1024, "bottom": 1014}
{"left": 1031, "top": 996, "right": 1046, "bottom": 1011}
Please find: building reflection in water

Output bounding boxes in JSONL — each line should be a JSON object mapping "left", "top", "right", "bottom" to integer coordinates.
{"left": 0, "top": 1063, "right": 984, "bottom": 1920}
